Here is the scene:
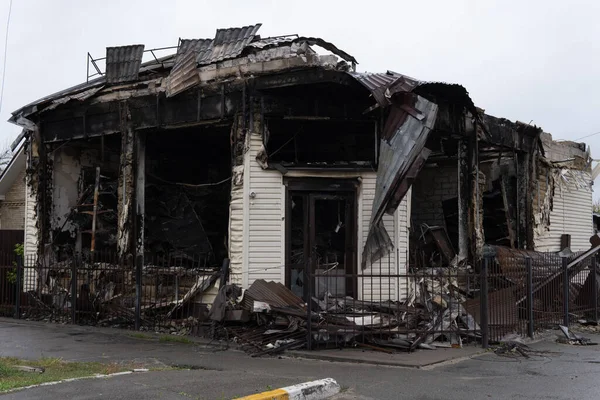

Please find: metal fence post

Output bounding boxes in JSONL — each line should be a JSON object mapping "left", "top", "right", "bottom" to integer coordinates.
{"left": 526, "top": 257, "right": 534, "bottom": 338}
{"left": 593, "top": 256, "right": 598, "bottom": 323}
{"left": 15, "top": 255, "right": 23, "bottom": 319}
{"left": 135, "top": 256, "right": 142, "bottom": 331}
{"left": 480, "top": 256, "right": 489, "bottom": 348}
{"left": 306, "top": 269, "right": 312, "bottom": 350}
{"left": 71, "top": 259, "right": 77, "bottom": 324}
{"left": 562, "top": 256, "right": 569, "bottom": 327}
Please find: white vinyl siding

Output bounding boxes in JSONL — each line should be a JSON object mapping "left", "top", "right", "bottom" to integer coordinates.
{"left": 246, "top": 132, "right": 285, "bottom": 286}
{"left": 23, "top": 178, "right": 38, "bottom": 290}
{"left": 358, "top": 172, "right": 409, "bottom": 302}
{"left": 228, "top": 167, "right": 245, "bottom": 286}
{"left": 534, "top": 170, "right": 593, "bottom": 252}
{"left": 243, "top": 134, "right": 410, "bottom": 301}
{"left": 23, "top": 178, "right": 37, "bottom": 261}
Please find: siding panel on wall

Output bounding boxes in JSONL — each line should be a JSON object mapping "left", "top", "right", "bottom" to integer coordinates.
{"left": 228, "top": 168, "right": 245, "bottom": 285}
{"left": 247, "top": 133, "right": 285, "bottom": 286}
{"left": 359, "top": 172, "right": 410, "bottom": 301}
{"left": 534, "top": 171, "right": 593, "bottom": 252}
{"left": 245, "top": 136, "right": 410, "bottom": 301}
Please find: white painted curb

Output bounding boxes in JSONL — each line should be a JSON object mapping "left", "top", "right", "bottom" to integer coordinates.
{"left": 282, "top": 378, "right": 341, "bottom": 399}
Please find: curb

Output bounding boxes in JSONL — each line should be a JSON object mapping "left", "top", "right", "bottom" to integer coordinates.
{"left": 237, "top": 378, "right": 340, "bottom": 400}
{"left": 285, "top": 349, "right": 485, "bottom": 369}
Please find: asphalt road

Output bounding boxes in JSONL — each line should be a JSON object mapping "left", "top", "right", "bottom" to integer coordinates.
{"left": 1, "top": 320, "right": 600, "bottom": 399}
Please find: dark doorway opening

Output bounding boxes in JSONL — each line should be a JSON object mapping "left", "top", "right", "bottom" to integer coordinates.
{"left": 285, "top": 179, "right": 357, "bottom": 300}
{"left": 145, "top": 125, "right": 231, "bottom": 267}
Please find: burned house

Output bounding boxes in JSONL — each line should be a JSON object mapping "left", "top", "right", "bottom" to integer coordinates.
{"left": 9, "top": 24, "right": 593, "bottom": 307}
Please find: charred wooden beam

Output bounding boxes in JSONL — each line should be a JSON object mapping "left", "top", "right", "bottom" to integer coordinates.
{"left": 516, "top": 151, "right": 530, "bottom": 249}
{"left": 117, "top": 101, "right": 135, "bottom": 262}
{"left": 251, "top": 69, "right": 357, "bottom": 91}
{"left": 134, "top": 132, "right": 145, "bottom": 261}
{"left": 457, "top": 139, "right": 470, "bottom": 260}
{"left": 40, "top": 91, "right": 242, "bottom": 143}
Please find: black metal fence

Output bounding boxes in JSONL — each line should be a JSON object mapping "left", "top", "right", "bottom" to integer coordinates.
{"left": 488, "top": 246, "right": 599, "bottom": 342}
{"left": 306, "top": 258, "right": 482, "bottom": 351}
{"left": 306, "top": 245, "right": 600, "bottom": 350}
{"left": 0, "top": 245, "right": 598, "bottom": 350}
{"left": 0, "top": 251, "right": 221, "bottom": 333}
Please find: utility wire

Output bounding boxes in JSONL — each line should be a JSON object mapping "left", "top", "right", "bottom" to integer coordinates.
{"left": 573, "top": 131, "right": 600, "bottom": 142}
{"left": 0, "top": 0, "right": 13, "bottom": 116}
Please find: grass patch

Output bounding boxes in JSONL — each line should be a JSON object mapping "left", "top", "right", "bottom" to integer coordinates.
{"left": 0, "top": 357, "right": 135, "bottom": 392}
{"left": 128, "top": 332, "right": 153, "bottom": 340}
{"left": 158, "top": 335, "right": 194, "bottom": 345}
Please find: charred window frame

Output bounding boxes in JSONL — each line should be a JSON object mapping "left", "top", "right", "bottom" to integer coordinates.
{"left": 264, "top": 117, "right": 378, "bottom": 169}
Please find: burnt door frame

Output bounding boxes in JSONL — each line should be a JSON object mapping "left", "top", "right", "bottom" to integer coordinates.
{"left": 284, "top": 178, "right": 359, "bottom": 299}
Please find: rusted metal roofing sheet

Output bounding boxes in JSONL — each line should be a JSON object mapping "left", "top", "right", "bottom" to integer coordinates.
{"left": 196, "top": 24, "right": 262, "bottom": 66}
{"left": 166, "top": 39, "right": 212, "bottom": 97}
{"left": 241, "top": 280, "right": 305, "bottom": 312}
{"left": 105, "top": 45, "right": 145, "bottom": 84}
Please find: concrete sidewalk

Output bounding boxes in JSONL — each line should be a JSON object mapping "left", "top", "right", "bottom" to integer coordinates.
{"left": 0, "top": 318, "right": 482, "bottom": 368}
{"left": 288, "top": 346, "right": 482, "bottom": 368}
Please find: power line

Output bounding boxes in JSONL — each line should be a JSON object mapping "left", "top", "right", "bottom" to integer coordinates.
{"left": 574, "top": 131, "right": 600, "bottom": 142}
{"left": 0, "top": 0, "right": 13, "bottom": 116}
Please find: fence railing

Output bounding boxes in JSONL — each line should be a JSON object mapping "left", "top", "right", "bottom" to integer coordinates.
{"left": 1, "top": 245, "right": 598, "bottom": 349}
{"left": 0, "top": 251, "right": 220, "bottom": 332}
{"left": 307, "top": 268, "right": 482, "bottom": 351}
{"left": 306, "top": 245, "right": 600, "bottom": 349}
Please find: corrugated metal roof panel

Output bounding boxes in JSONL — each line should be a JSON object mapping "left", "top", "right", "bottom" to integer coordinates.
{"left": 241, "top": 280, "right": 305, "bottom": 311}
{"left": 196, "top": 24, "right": 262, "bottom": 66}
{"left": 245, "top": 36, "right": 356, "bottom": 65}
{"left": 105, "top": 45, "right": 145, "bottom": 84}
{"left": 350, "top": 71, "right": 420, "bottom": 107}
{"left": 247, "top": 36, "right": 297, "bottom": 49}
{"left": 179, "top": 38, "right": 212, "bottom": 54}
{"left": 294, "top": 37, "right": 357, "bottom": 64}
{"left": 363, "top": 95, "right": 438, "bottom": 267}
{"left": 166, "top": 39, "right": 212, "bottom": 97}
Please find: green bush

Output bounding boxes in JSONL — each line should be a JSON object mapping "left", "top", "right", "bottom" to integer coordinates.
{"left": 7, "top": 244, "right": 24, "bottom": 285}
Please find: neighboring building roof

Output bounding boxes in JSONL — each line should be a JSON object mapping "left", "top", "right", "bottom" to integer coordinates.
{"left": 0, "top": 144, "right": 25, "bottom": 200}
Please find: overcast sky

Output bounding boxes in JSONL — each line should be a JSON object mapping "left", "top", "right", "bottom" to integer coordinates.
{"left": 1, "top": 0, "right": 599, "bottom": 193}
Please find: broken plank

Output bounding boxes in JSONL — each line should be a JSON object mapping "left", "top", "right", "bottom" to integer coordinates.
{"left": 166, "top": 271, "right": 220, "bottom": 318}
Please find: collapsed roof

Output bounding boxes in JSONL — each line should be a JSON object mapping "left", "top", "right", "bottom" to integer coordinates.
{"left": 9, "top": 23, "right": 577, "bottom": 265}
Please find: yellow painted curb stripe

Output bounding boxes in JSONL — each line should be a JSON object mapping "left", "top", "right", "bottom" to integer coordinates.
{"left": 236, "top": 388, "right": 289, "bottom": 400}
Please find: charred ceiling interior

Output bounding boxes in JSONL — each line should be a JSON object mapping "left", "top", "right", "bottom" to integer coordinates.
{"left": 9, "top": 23, "right": 592, "bottom": 281}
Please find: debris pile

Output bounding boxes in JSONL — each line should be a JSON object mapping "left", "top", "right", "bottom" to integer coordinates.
{"left": 19, "top": 260, "right": 220, "bottom": 329}
{"left": 493, "top": 341, "right": 548, "bottom": 359}
{"left": 556, "top": 325, "right": 597, "bottom": 346}
{"left": 206, "top": 270, "right": 482, "bottom": 355}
